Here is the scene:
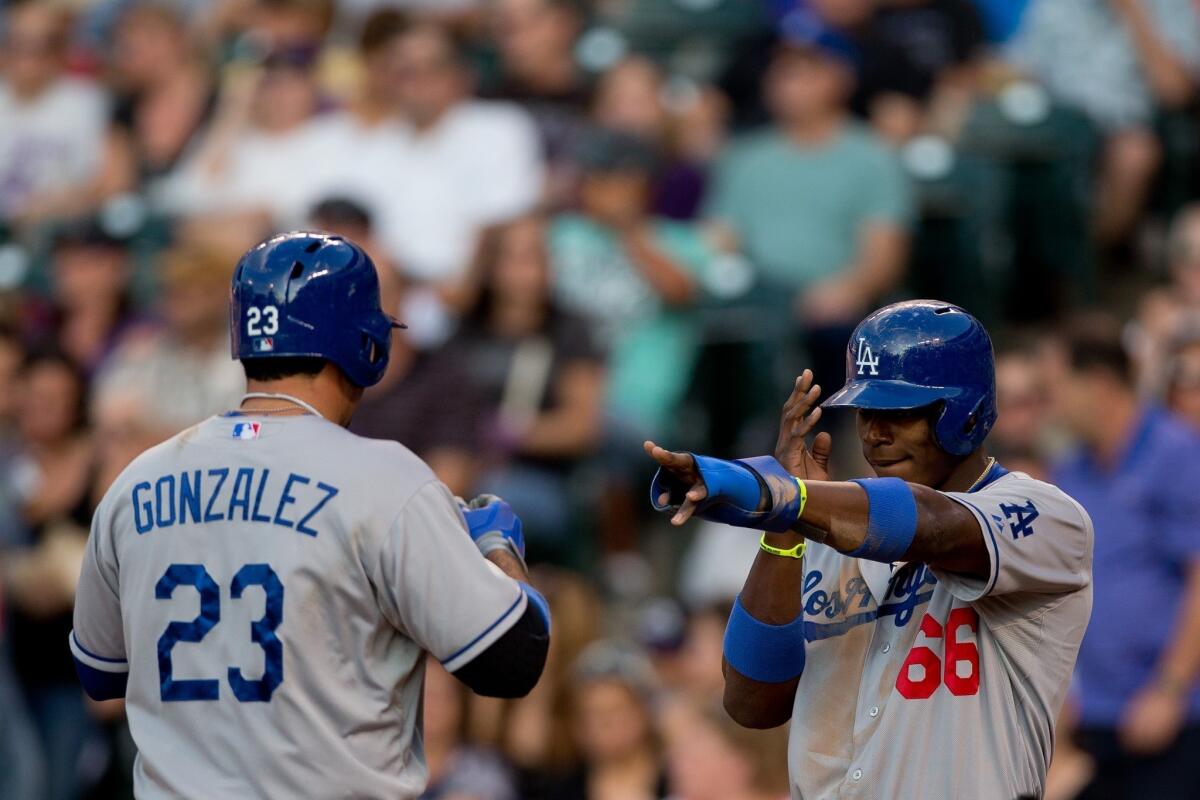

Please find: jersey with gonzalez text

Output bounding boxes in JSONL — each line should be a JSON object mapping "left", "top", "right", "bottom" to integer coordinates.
{"left": 71, "top": 414, "right": 526, "bottom": 799}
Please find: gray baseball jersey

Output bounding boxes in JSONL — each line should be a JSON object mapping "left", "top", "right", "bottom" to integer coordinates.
{"left": 788, "top": 468, "right": 1093, "bottom": 799}
{"left": 71, "top": 413, "right": 528, "bottom": 799}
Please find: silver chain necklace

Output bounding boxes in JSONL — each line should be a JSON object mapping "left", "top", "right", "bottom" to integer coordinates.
{"left": 237, "top": 392, "right": 325, "bottom": 420}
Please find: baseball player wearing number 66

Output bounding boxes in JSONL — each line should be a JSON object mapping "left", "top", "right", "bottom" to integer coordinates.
{"left": 646, "top": 300, "right": 1094, "bottom": 800}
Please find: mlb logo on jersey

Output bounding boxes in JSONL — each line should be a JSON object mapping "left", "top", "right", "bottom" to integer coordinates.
{"left": 253, "top": 338, "right": 274, "bottom": 353}
{"left": 232, "top": 422, "right": 261, "bottom": 440}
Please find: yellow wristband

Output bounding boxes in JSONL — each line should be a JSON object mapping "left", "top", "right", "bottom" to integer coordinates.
{"left": 759, "top": 533, "right": 806, "bottom": 559}
{"left": 795, "top": 477, "right": 808, "bottom": 519}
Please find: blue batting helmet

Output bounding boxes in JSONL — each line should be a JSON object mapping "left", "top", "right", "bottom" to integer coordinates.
{"left": 230, "top": 232, "right": 402, "bottom": 388}
{"left": 822, "top": 300, "right": 996, "bottom": 456}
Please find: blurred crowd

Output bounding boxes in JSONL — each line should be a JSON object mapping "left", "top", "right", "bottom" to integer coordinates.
{"left": 1, "top": 0, "right": 1200, "bottom": 798}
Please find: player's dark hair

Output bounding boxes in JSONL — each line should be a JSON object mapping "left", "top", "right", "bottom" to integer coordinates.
{"left": 241, "top": 357, "right": 327, "bottom": 382}
{"left": 1061, "top": 315, "right": 1132, "bottom": 386}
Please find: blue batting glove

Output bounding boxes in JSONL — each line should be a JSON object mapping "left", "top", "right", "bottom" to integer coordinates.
{"left": 461, "top": 494, "right": 526, "bottom": 561}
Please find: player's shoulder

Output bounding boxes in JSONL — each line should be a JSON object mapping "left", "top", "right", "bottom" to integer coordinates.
{"left": 335, "top": 427, "right": 438, "bottom": 484}
{"left": 974, "top": 470, "right": 1094, "bottom": 536}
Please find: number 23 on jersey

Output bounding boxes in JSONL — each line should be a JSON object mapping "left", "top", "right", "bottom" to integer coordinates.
{"left": 156, "top": 563, "right": 284, "bottom": 703}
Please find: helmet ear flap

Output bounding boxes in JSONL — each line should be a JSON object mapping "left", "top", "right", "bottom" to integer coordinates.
{"left": 349, "top": 317, "right": 393, "bottom": 387}
{"left": 935, "top": 395, "right": 990, "bottom": 456}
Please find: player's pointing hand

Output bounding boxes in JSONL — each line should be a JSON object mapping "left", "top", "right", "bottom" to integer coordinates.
{"left": 643, "top": 441, "right": 708, "bottom": 525}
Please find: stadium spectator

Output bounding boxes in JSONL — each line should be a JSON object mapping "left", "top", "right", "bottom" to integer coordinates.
{"left": 366, "top": 19, "right": 543, "bottom": 308}
{"left": 163, "top": 36, "right": 327, "bottom": 228}
{"left": 1008, "top": 0, "right": 1200, "bottom": 247}
{"left": 1048, "top": 319, "right": 1200, "bottom": 799}
{"left": 2, "top": 350, "right": 97, "bottom": 800}
{"left": 542, "top": 641, "right": 667, "bottom": 800}
{"left": 103, "top": 3, "right": 217, "bottom": 207}
{"left": 870, "top": 0, "right": 987, "bottom": 140}
{"left": 39, "top": 221, "right": 137, "bottom": 375}
{"left": 455, "top": 215, "right": 605, "bottom": 552}
{"left": 5, "top": 350, "right": 91, "bottom": 534}
{"left": 487, "top": 0, "right": 591, "bottom": 204}
{"left": 92, "top": 240, "right": 244, "bottom": 435}
{"left": 590, "top": 56, "right": 729, "bottom": 221}
{"left": 654, "top": 83, "right": 730, "bottom": 221}
{"left": 592, "top": 57, "right": 668, "bottom": 146}
{"left": 1132, "top": 204, "right": 1200, "bottom": 392}
{"left": 0, "top": 1, "right": 109, "bottom": 229}
{"left": 704, "top": 16, "right": 912, "bottom": 388}
{"left": 551, "top": 128, "right": 708, "bottom": 440}
{"left": 421, "top": 658, "right": 519, "bottom": 800}
{"left": 489, "top": 0, "right": 587, "bottom": 105}
{"left": 663, "top": 699, "right": 791, "bottom": 800}
{"left": 292, "top": 11, "right": 412, "bottom": 231}
{"left": 991, "top": 346, "right": 1052, "bottom": 479}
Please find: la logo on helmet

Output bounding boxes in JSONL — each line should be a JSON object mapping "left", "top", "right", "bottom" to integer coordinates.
{"left": 856, "top": 338, "right": 880, "bottom": 376}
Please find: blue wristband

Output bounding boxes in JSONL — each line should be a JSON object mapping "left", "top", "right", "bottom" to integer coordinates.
{"left": 650, "top": 454, "right": 803, "bottom": 533}
{"left": 847, "top": 477, "right": 918, "bottom": 563}
{"left": 722, "top": 595, "right": 806, "bottom": 683}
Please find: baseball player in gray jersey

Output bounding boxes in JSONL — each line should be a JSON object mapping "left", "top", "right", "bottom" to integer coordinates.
{"left": 646, "top": 301, "right": 1094, "bottom": 799}
{"left": 70, "top": 233, "right": 550, "bottom": 799}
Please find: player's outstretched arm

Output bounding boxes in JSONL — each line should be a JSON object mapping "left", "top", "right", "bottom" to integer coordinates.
{"left": 645, "top": 369, "right": 990, "bottom": 578}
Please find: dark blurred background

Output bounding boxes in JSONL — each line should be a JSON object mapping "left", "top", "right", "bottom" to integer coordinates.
{"left": 2, "top": 1, "right": 1200, "bottom": 799}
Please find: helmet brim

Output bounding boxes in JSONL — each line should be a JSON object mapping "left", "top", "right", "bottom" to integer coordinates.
{"left": 822, "top": 379, "right": 961, "bottom": 410}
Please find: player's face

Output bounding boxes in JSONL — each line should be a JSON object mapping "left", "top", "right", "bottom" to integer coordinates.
{"left": 856, "top": 407, "right": 959, "bottom": 488}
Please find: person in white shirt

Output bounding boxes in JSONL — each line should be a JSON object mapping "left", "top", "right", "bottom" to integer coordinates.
{"left": 364, "top": 18, "right": 544, "bottom": 308}
{"left": 162, "top": 42, "right": 329, "bottom": 227}
{"left": 0, "top": 2, "right": 108, "bottom": 227}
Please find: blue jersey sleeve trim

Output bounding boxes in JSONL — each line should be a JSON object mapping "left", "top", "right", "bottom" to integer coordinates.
{"left": 519, "top": 582, "right": 551, "bottom": 632}
{"left": 441, "top": 591, "right": 526, "bottom": 671}
{"left": 70, "top": 631, "right": 128, "bottom": 668}
{"left": 73, "top": 656, "right": 129, "bottom": 700}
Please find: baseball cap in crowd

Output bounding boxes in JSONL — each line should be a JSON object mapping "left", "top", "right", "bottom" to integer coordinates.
{"left": 573, "top": 126, "right": 660, "bottom": 175}
{"left": 573, "top": 640, "right": 661, "bottom": 699}
{"left": 775, "top": 7, "right": 861, "bottom": 71}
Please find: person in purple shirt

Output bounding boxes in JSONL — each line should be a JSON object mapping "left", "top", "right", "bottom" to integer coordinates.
{"left": 1048, "top": 319, "right": 1200, "bottom": 800}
